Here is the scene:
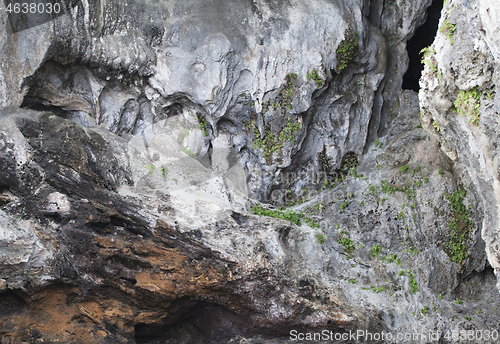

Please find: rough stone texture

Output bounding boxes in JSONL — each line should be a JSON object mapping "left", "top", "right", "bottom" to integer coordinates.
{"left": 0, "top": 0, "right": 438, "bottom": 198}
{"left": 1, "top": 0, "right": 500, "bottom": 343}
{"left": 419, "top": 0, "right": 500, "bottom": 289}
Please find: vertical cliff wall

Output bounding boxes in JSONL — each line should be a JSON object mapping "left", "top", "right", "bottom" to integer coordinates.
{"left": 419, "top": 0, "right": 500, "bottom": 288}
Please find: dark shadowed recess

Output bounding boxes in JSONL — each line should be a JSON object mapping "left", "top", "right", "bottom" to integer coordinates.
{"left": 402, "top": 0, "right": 444, "bottom": 91}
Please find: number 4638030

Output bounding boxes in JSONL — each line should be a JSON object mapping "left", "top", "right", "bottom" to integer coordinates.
{"left": 6, "top": 2, "right": 62, "bottom": 14}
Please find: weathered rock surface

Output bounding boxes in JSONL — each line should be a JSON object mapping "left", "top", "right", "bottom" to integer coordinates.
{"left": 419, "top": 0, "right": 500, "bottom": 289}
{"left": 0, "top": 0, "right": 499, "bottom": 343}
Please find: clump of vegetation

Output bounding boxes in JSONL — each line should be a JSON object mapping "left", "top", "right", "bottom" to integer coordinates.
{"left": 382, "top": 254, "right": 401, "bottom": 266}
{"left": 249, "top": 116, "right": 302, "bottom": 162}
{"left": 336, "top": 31, "right": 359, "bottom": 72}
{"left": 368, "top": 183, "right": 379, "bottom": 195}
{"left": 440, "top": 19, "right": 457, "bottom": 45}
{"left": 420, "top": 46, "right": 438, "bottom": 72}
{"left": 454, "top": 86, "right": 481, "bottom": 125}
{"left": 340, "top": 200, "right": 349, "bottom": 212}
{"left": 381, "top": 180, "right": 398, "bottom": 194}
{"left": 349, "top": 279, "right": 357, "bottom": 284}
{"left": 408, "top": 270, "right": 419, "bottom": 294}
{"left": 421, "top": 306, "right": 430, "bottom": 315}
{"left": 400, "top": 165, "right": 409, "bottom": 173}
{"left": 304, "top": 217, "right": 321, "bottom": 228}
{"left": 161, "top": 167, "right": 168, "bottom": 180}
{"left": 370, "top": 245, "right": 382, "bottom": 258}
{"left": 443, "top": 188, "right": 473, "bottom": 264}
{"left": 197, "top": 114, "right": 209, "bottom": 136}
{"left": 339, "top": 231, "right": 355, "bottom": 256}
{"left": 371, "top": 286, "right": 386, "bottom": 293}
{"left": 144, "top": 164, "right": 156, "bottom": 175}
{"left": 251, "top": 204, "right": 302, "bottom": 226}
{"left": 280, "top": 73, "right": 298, "bottom": 105}
{"left": 251, "top": 203, "right": 321, "bottom": 228}
{"left": 307, "top": 70, "right": 325, "bottom": 87}
{"left": 433, "top": 121, "right": 441, "bottom": 133}
{"left": 398, "top": 211, "right": 406, "bottom": 221}
{"left": 316, "top": 234, "right": 327, "bottom": 244}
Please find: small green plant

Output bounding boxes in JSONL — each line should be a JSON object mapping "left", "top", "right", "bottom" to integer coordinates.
{"left": 381, "top": 180, "right": 398, "bottom": 194}
{"left": 336, "top": 30, "right": 359, "bottom": 72}
{"left": 395, "top": 257, "right": 402, "bottom": 266}
{"left": 420, "top": 46, "right": 438, "bottom": 72}
{"left": 454, "top": 86, "right": 481, "bottom": 125}
{"left": 316, "top": 234, "right": 327, "bottom": 244}
{"left": 370, "top": 245, "right": 382, "bottom": 258}
{"left": 408, "top": 271, "right": 418, "bottom": 294}
{"left": 307, "top": 69, "right": 325, "bottom": 87}
{"left": 161, "top": 167, "right": 168, "bottom": 180}
{"left": 465, "top": 316, "right": 471, "bottom": 321}
{"left": 377, "top": 164, "right": 382, "bottom": 170}
{"left": 340, "top": 201, "right": 349, "bottom": 212}
{"left": 382, "top": 254, "right": 400, "bottom": 266}
{"left": 453, "top": 299, "right": 463, "bottom": 305}
{"left": 476, "top": 309, "right": 482, "bottom": 314}
{"left": 251, "top": 204, "right": 302, "bottom": 226}
{"left": 349, "top": 279, "right": 357, "bottom": 284}
{"left": 197, "top": 114, "right": 209, "bottom": 136}
{"left": 374, "top": 139, "right": 383, "bottom": 148}
{"left": 416, "top": 124, "right": 422, "bottom": 128}
{"left": 305, "top": 218, "right": 320, "bottom": 228}
{"left": 443, "top": 188, "right": 473, "bottom": 263}
{"left": 144, "top": 164, "right": 156, "bottom": 175}
{"left": 421, "top": 306, "right": 430, "bottom": 315}
{"left": 371, "top": 286, "right": 386, "bottom": 293}
{"left": 438, "top": 293, "right": 443, "bottom": 300}
{"left": 433, "top": 121, "right": 441, "bottom": 133}
{"left": 440, "top": 19, "right": 457, "bottom": 45}
{"left": 401, "top": 165, "right": 409, "bottom": 173}
{"left": 339, "top": 231, "right": 355, "bottom": 255}
{"left": 313, "top": 201, "right": 324, "bottom": 214}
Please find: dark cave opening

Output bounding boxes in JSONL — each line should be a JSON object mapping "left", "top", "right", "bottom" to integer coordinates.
{"left": 402, "top": 0, "right": 443, "bottom": 91}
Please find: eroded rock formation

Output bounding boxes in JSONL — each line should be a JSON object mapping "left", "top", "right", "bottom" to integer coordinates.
{"left": 0, "top": 0, "right": 499, "bottom": 343}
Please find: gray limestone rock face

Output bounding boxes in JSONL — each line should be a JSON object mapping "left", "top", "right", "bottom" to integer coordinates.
{"left": 419, "top": 0, "right": 500, "bottom": 290}
{"left": 0, "top": 0, "right": 436, "bottom": 199}
{"left": 0, "top": 0, "right": 499, "bottom": 343}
